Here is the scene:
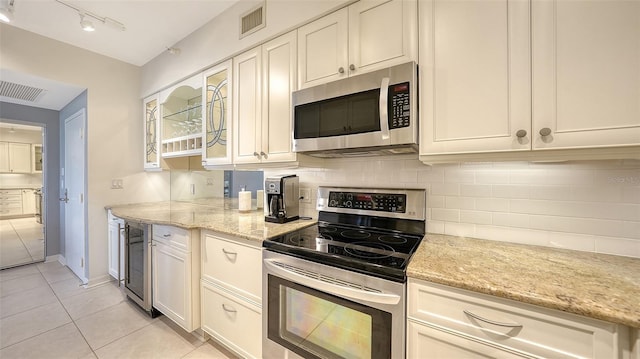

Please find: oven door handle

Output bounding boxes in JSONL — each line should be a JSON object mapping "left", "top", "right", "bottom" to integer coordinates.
{"left": 264, "top": 259, "right": 401, "bottom": 305}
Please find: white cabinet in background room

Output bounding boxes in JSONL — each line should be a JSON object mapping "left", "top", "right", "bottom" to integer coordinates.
{"left": 200, "top": 230, "right": 262, "bottom": 358}
{"left": 143, "top": 93, "right": 161, "bottom": 171}
{"left": 21, "top": 189, "right": 36, "bottom": 215}
{"left": 107, "top": 210, "right": 124, "bottom": 282}
{"left": 0, "top": 142, "right": 32, "bottom": 173}
{"left": 201, "top": 60, "right": 233, "bottom": 168}
{"left": 419, "top": 0, "right": 640, "bottom": 163}
{"left": 0, "top": 189, "right": 23, "bottom": 217}
{"left": 407, "top": 279, "right": 629, "bottom": 359}
{"left": 31, "top": 144, "right": 42, "bottom": 173}
{"left": 233, "top": 30, "right": 298, "bottom": 166}
{"left": 297, "top": 0, "right": 417, "bottom": 89}
{"left": 151, "top": 225, "right": 200, "bottom": 332}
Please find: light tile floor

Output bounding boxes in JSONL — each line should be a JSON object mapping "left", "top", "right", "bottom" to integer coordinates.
{"left": 0, "top": 261, "right": 236, "bottom": 359}
{"left": 0, "top": 217, "right": 45, "bottom": 269}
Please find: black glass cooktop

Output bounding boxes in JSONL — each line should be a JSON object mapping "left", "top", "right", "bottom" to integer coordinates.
{"left": 263, "top": 213, "right": 425, "bottom": 282}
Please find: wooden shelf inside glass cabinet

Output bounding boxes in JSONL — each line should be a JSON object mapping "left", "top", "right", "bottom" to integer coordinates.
{"left": 161, "top": 83, "right": 203, "bottom": 158}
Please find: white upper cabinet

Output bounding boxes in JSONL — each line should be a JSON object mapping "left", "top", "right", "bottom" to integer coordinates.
{"left": 531, "top": 0, "right": 640, "bottom": 150}
{"left": 233, "top": 31, "right": 298, "bottom": 166}
{"left": 0, "top": 142, "right": 32, "bottom": 173}
{"left": 143, "top": 93, "right": 161, "bottom": 170}
{"left": 419, "top": 0, "right": 531, "bottom": 156}
{"left": 298, "top": 0, "right": 417, "bottom": 89}
{"left": 201, "top": 60, "right": 233, "bottom": 167}
{"left": 420, "top": 0, "right": 640, "bottom": 162}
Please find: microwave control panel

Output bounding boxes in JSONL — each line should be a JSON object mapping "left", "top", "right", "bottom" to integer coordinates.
{"left": 389, "top": 82, "right": 410, "bottom": 129}
{"left": 328, "top": 191, "right": 406, "bottom": 213}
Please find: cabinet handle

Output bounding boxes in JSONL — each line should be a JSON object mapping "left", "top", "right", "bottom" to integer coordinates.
{"left": 338, "top": 67, "right": 345, "bottom": 74}
{"left": 515, "top": 130, "right": 527, "bottom": 138}
{"left": 253, "top": 151, "right": 261, "bottom": 159}
{"left": 260, "top": 151, "right": 267, "bottom": 159}
{"left": 163, "top": 233, "right": 171, "bottom": 237}
{"left": 222, "top": 248, "right": 237, "bottom": 256}
{"left": 463, "top": 310, "right": 523, "bottom": 328}
{"left": 349, "top": 64, "right": 356, "bottom": 71}
{"left": 539, "top": 127, "right": 552, "bottom": 137}
{"left": 222, "top": 304, "right": 237, "bottom": 313}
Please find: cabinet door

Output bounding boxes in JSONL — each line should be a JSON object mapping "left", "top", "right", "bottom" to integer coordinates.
{"left": 0, "top": 142, "right": 9, "bottom": 172}
{"left": 419, "top": 0, "right": 531, "bottom": 156}
{"left": 297, "top": 8, "right": 349, "bottom": 89}
{"left": 21, "top": 190, "right": 36, "bottom": 215}
{"left": 108, "top": 221, "right": 121, "bottom": 280}
{"left": 261, "top": 31, "right": 298, "bottom": 163}
{"left": 532, "top": 0, "right": 640, "bottom": 150}
{"left": 9, "top": 143, "right": 32, "bottom": 173}
{"left": 407, "top": 321, "right": 535, "bottom": 359}
{"left": 143, "top": 93, "right": 161, "bottom": 170}
{"left": 32, "top": 144, "right": 43, "bottom": 173}
{"left": 349, "top": 0, "right": 417, "bottom": 76}
{"left": 202, "top": 60, "right": 233, "bottom": 167}
{"left": 233, "top": 46, "right": 263, "bottom": 164}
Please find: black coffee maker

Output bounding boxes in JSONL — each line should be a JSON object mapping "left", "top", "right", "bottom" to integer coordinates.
{"left": 264, "top": 175, "right": 299, "bottom": 223}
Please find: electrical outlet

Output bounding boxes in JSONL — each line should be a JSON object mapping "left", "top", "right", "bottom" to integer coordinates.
{"left": 206, "top": 178, "right": 214, "bottom": 186}
{"left": 299, "top": 188, "right": 311, "bottom": 203}
{"left": 111, "top": 179, "right": 123, "bottom": 189}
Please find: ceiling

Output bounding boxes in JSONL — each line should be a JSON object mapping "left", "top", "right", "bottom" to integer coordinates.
{"left": 0, "top": 0, "right": 239, "bottom": 111}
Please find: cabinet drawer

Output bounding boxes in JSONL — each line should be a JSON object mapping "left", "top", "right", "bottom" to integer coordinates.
{"left": 408, "top": 279, "right": 625, "bottom": 358}
{"left": 201, "top": 231, "right": 262, "bottom": 304}
{"left": 153, "top": 225, "right": 191, "bottom": 251}
{"left": 201, "top": 281, "right": 262, "bottom": 359}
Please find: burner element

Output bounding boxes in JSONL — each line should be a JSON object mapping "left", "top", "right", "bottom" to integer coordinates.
{"left": 321, "top": 226, "right": 338, "bottom": 233}
{"left": 379, "top": 235, "right": 408, "bottom": 245}
{"left": 341, "top": 230, "right": 371, "bottom": 239}
{"left": 344, "top": 242, "right": 394, "bottom": 259}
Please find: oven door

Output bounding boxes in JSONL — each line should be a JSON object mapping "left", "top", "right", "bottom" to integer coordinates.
{"left": 262, "top": 250, "right": 405, "bottom": 359}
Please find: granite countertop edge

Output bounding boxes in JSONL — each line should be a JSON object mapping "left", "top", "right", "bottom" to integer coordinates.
{"left": 407, "top": 233, "right": 640, "bottom": 329}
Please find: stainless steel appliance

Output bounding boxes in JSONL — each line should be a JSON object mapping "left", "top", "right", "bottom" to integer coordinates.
{"left": 123, "top": 222, "right": 158, "bottom": 317}
{"left": 262, "top": 186, "right": 426, "bottom": 359}
{"left": 293, "top": 62, "right": 418, "bottom": 157}
{"left": 264, "top": 174, "right": 300, "bottom": 223}
{"left": 34, "top": 188, "right": 43, "bottom": 224}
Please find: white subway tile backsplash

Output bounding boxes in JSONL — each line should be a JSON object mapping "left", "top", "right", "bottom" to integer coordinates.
{"left": 276, "top": 158, "right": 640, "bottom": 258}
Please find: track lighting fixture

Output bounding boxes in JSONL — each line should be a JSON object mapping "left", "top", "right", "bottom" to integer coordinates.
{"left": 167, "top": 47, "right": 181, "bottom": 55}
{"left": 55, "top": 0, "right": 125, "bottom": 32}
{"left": 0, "top": 0, "right": 14, "bottom": 23}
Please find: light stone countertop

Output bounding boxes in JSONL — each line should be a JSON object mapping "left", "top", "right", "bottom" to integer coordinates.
{"left": 407, "top": 234, "right": 640, "bottom": 328}
{"left": 106, "top": 199, "right": 316, "bottom": 243}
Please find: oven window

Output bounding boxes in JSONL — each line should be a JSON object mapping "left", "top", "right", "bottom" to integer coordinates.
{"left": 267, "top": 274, "right": 391, "bottom": 359}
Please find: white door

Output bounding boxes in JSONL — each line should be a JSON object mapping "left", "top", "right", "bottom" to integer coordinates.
{"left": 63, "top": 109, "right": 86, "bottom": 282}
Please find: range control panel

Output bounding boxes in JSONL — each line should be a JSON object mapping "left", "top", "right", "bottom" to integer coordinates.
{"left": 328, "top": 191, "right": 406, "bottom": 213}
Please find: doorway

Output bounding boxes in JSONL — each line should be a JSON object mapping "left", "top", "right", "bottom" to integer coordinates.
{"left": 0, "top": 122, "right": 46, "bottom": 269}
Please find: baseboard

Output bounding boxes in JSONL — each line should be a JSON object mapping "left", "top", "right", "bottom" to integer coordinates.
{"left": 45, "top": 254, "right": 65, "bottom": 265}
{"left": 84, "top": 274, "right": 114, "bottom": 288}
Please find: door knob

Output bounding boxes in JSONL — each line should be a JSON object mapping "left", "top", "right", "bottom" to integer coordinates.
{"left": 59, "top": 189, "right": 69, "bottom": 203}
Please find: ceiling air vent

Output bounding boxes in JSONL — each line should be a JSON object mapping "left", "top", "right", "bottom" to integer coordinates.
{"left": 0, "top": 81, "right": 47, "bottom": 102}
{"left": 240, "top": 3, "right": 265, "bottom": 39}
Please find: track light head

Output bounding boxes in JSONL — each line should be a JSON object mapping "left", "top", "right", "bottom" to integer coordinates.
{"left": 79, "top": 13, "right": 95, "bottom": 32}
{"left": 0, "top": 0, "right": 15, "bottom": 23}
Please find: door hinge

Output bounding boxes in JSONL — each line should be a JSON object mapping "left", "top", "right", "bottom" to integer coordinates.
{"left": 81, "top": 258, "right": 84, "bottom": 268}
{"left": 80, "top": 193, "right": 83, "bottom": 203}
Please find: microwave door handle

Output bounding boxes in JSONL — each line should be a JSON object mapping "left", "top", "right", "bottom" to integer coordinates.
{"left": 379, "top": 77, "right": 391, "bottom": 140}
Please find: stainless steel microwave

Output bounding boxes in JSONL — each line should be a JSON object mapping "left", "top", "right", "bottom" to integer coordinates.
{"left": 292, "top": 62, "right": 418, "bottom": 157}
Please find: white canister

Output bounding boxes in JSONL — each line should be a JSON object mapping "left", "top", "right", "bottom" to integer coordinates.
{"left": 256, "top": 190, "right": 264, "bottom": 209}
{"left": 238, "top": 190, "right": 252, "bottom": 212}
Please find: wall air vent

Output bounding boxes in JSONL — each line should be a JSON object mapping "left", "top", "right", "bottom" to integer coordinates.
{"left": 240, "top": 3, "right": 265, "bottom": 39}
{"left": 0, "top": 81, "right": 47, "bottom": 102}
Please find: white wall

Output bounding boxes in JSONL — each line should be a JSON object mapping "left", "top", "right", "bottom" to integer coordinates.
{"left": 141, "top": 0, "right": 351, "bottom": 97}
{"left": 266, "top": 157, "right": 640, "bottom": 258}
{"left": 0, "top": 24, "right": 170, "bottom": 285}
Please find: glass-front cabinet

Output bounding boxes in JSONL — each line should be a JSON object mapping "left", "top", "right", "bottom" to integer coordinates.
{"left": 160, "top": 74, "right": 203, "bottom": 158}
{"left": 201, "top": 60, "right": 233, "bottom": 167}
{"left": 143, "top": 93, "right": 161, "bottom": 170}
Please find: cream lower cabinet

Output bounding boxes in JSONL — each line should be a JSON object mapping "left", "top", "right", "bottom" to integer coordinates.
{"left": 21, "top": 189, "right": 36, "bottom": 215}
{"left": 419, "top": 0, "right": 640, "bottom": 162}
{"left": 107, "top": 211, "right": 124, "bottom": 282}
{"left": 233, "top": 30, "right": 297, "bottom": 166}
{"left": 407, "top": 279, "right": 629, "bottom": 359}
{"left": 151, "top": 225, "right": 200, "bottom": 332}
{"left": 200, "top": 230, "right": 262, "bottom": 358}
{"left": 0, "top": 189, "right": 23, "bottom": 217}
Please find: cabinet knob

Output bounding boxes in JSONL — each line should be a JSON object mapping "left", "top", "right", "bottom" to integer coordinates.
{"left": 539, "top": 127, "right": 552, "bottom": 137}
{"left": 349, "top": 64, "right": 356, "bottom": 71}
{"left": 338, "top": 67, "right": 345, "bottom": 74}
{"left": 515, "top": 130, "right": 527, "bottom": 138}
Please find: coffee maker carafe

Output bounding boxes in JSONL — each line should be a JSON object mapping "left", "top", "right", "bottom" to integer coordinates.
{"left": 264, "top": 175, "right": 299, "bottom": 223}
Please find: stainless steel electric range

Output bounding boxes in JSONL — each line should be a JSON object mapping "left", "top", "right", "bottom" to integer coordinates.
{"left": 262, "top": 186, "right": 426, "bottom": 359}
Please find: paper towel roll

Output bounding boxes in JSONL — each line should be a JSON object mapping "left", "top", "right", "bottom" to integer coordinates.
{"left": 239, "top": 191, "right": 252, "bottom": 212}
{"left": 256, "top": 190, "right": 264, "bottom": 209}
